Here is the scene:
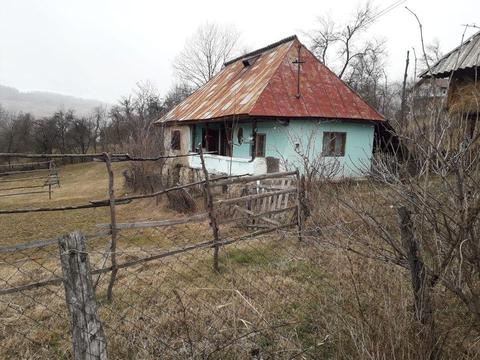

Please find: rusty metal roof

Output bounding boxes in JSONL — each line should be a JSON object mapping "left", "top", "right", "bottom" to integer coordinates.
{"left": 420, "top": 30, "right": 480, "bottom": 78}
{"left": 158, "top": 35, "right": 384, "bottom": 124}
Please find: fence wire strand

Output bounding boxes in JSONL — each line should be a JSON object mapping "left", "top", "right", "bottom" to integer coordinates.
{"left": 0, "top": 154, "right": 338, "bottom": 359}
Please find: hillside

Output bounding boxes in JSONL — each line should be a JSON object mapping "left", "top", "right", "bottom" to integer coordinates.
{"left": 0, "top": 84, "right": 109, "bottom": 117}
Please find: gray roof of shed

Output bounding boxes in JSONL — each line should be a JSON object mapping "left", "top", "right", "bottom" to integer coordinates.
{"left": 420, "top": 30, "right": 480, "bottom": 78}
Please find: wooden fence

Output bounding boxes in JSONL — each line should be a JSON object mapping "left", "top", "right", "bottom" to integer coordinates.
{"left": 0, "top": 159, "right": 60, "bottom": 199}
{"left": 0, "top": 151, "right": 306, "bottom": 359}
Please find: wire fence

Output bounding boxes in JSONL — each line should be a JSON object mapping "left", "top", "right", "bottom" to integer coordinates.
{"left": 0, "top": 152, "right": 335, "bottom": 359}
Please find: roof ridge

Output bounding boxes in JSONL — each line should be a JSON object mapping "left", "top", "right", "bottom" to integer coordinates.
{"left": 224, "top": 35, "right": 298, "bottom": 67}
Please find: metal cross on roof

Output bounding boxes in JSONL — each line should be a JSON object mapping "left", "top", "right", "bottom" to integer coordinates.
{"left": 292, "top": 45, "right": 305, "bottom": 99}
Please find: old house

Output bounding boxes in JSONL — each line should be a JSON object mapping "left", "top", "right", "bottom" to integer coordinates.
{"left": 412, "top": 78, "right": 449, "bottom": 115}
{"left": 156, "top": 35, "right": 384, "bottom": 178}
{"left": 419, "top": 30, "right": 480, "bottom": 136}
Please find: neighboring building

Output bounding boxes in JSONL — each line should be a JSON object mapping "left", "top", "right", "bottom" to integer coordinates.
{"left": 412, "top": 78, "right": 449, "bottom": 114}
{"left": 156, "top": 35, "right": 384, "bottom": 178}
{"left": 419, "top": 30, "right": 480, "bottom": 136}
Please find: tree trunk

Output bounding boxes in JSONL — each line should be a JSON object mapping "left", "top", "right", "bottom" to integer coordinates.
{"left": 397, "top": 206, "right": 439, "bottom": 359}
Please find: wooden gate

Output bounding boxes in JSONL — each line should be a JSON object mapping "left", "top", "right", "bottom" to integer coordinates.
{"left": 231, "top": 174, "right": 299, "bottom": 229}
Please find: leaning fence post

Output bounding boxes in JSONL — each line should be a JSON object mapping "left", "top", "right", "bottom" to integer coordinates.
{"left": 198, "top": 147, "right": 221, "bottom": 272}
{"left": 104, "top": 153, "right": 118, "bottom": 302}
{"left": 58, "top": 231, "right": 108, "bottom": 360}
{"left": 295, "top": 170, "right": 304, "bottom": 241}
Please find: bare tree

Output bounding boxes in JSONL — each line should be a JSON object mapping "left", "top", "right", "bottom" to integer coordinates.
{"left": 0, "top": 111, "right": 17, "bottom": 154}
{"left": 105, "top": 82, "right": 164, "bottom": 155}
{"left": 53, "top": 110, "right": 74, "bottom": 154}
{"left": 308, "top": 16, "right": 339, "bottom": 65}
{"left": 309, "top": 29, "right": 479, "bottom": 356}
{"left": 306, "top": 2, "right": 399, "bottom": 118}
{"left": 69, "top": 117, "right": 94, "bottom": 154}
{"left": 423, "top": 39, "right": 442, "bottom": 68}
{"left": 307, "top": 2, "right": 377, "bottom": 79}
{"left": 163, "top": 82, "right": 193, "bottom": 111}
{"left": 173, "top": 22, "right": 241, "bottom": 89}
{"left": 346, "top": 39, "right": 389, "bottom": 109}
{"left": 32, "top": 117, "right": 59, "bottom": 153}
{"left": 91, "top": 106, "right": 107, "bottom": 152}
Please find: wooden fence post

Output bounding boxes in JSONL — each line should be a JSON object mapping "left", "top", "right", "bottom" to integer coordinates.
{"left": 104, "top": 153, "right": 118, "bottom": 302}
{"left": 295, "top": 170, "right": 304, "bottom": 241}
{"left": 198, "top": 147, "right": 221, "bottom": 272}
{"left": 48, "top": 160, "right": 53, "bottom": 199}
{"left": 58, "top": 231, "right": 108, "bottom": 360}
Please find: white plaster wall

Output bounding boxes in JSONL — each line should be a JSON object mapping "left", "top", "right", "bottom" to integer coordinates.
{"left": 165, "top": 126, "right": 191, "bottom": 167}
{"left": 189, "top": 154, "right": 267, "bottom": 175}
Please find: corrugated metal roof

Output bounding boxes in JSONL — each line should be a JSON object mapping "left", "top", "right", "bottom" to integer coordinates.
{"left": 420, "top": 30, "right": 480, "bottom": 78}
{"left": 158, "top": 35, "right": 384, "bottom": 124}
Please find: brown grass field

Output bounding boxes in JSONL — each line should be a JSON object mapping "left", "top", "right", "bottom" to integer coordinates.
{"left": 0, "top": 162, "right": 478, "bottom": 359}
{"left": 0, "top": 161, "right": 184, "bottom": 245}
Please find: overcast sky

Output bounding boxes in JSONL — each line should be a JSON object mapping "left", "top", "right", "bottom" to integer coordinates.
{"left": 0, "top": 0, "right": 478, "bottom": 104}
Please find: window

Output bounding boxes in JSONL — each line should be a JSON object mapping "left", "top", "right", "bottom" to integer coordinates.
{"left": 255, "top": 133, "right": 266, "bottom": 157}
{"left": 237, "top": 127, "right": 244, "bottom": 144}
{"left": 322, "top": 132, "right": 346, "bottom": 157}
{"left": 220, "top": 126, "right": 232, "bottom": 157}
{"left": 171, "top": 130, "right": 181, "bottom": 151}
{"left": 190, "top": 125, "right": 197, "bottom": 152}
{"left": 202, "top": 127, "right": 219, "bottom": 153}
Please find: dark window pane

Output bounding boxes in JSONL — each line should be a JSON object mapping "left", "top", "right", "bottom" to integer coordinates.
{"left": 255, "top": 133, "right": 266, "bottom": 157}
{"left": 237, "top": 127, "right": 244, "bottom": 144}
{"left": 322, "top": 132, "right": 346, "bottom": 156}
{"left": 205, "top": 128, "right": 219, "bottom": 153}
{"left": 171, "top": 130, "right": 181, "bottom": 150}
{"left": 191, "top": 125, "right": 196, "bottom": 152}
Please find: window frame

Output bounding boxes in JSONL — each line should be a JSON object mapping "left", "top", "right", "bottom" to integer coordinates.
{"left": 322, "top": 132, "right": 346, "bottom": 157}
{"left": 171, "top": 129, "right": 181, "bottom": 151}
{"left": 255, "top": 133, "right": 266, "bottom": 157}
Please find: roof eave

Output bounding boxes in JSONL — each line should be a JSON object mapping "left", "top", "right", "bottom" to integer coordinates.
{"left": 159, "top": 113, "right": 384, "bottom": 126}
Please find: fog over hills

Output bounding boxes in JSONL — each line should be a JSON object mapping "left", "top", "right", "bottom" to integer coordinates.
{"left": 0, "top": 84, "right": 110, "bottom": 117}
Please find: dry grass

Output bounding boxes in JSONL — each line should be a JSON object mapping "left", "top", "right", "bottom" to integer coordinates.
{"left": 0, "top": 162, "right": 185, "bottom": 245}
{"left": 0, "top": 164, "right": 479, "bottom": 359}
{"left": 1, "top": 235, "right": 334, "bottom": 359}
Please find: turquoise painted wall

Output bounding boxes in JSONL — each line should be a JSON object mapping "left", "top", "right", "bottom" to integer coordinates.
{"left": 189, "top": 119, "right": 375, "bottom": 177}
{"left": 257, "top": 120, "right": 374, "bottom": 177}
{"left": 232, "top": 124, "right": 252, "bottom": 158}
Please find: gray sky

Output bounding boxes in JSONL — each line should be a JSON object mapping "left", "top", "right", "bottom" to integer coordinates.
{"left": 0, "top": 0, "right": 478, "bottom": 104}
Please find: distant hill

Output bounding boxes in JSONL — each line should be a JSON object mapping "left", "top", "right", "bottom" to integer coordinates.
{"left": 0, "top": 84, "right": 110, "bottom": 117}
